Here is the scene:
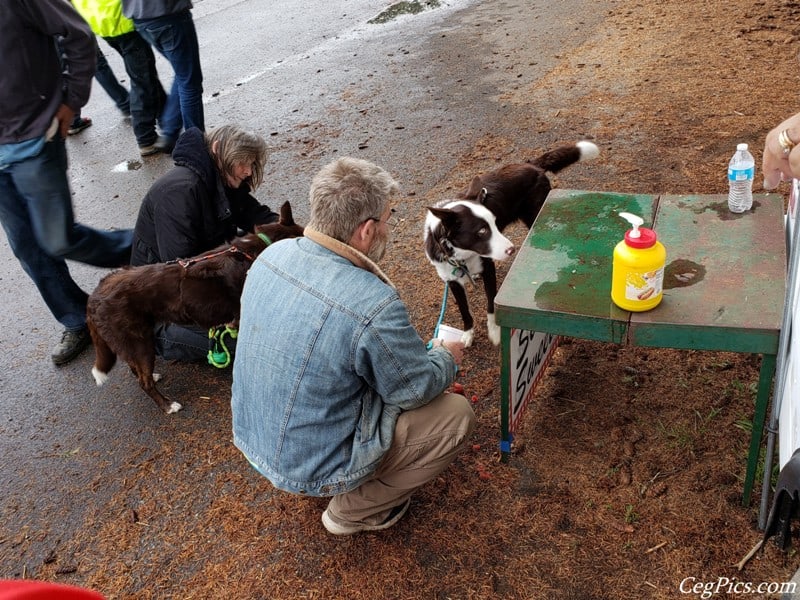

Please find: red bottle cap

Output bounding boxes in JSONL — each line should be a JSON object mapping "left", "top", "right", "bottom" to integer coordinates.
{"left": 625, "top": 227, "right": 657, "bottom": 249}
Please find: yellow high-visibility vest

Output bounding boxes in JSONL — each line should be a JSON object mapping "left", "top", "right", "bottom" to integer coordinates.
{"left": 71, "top": 0, "right": 134, "bottom": 39}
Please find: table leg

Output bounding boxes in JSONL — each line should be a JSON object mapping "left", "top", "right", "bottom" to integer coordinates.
{"left": 500, "top": 326, "right": 512, "bottom": 463}
{"left": 743, "top": 353, "right": 777, "bottom": 507}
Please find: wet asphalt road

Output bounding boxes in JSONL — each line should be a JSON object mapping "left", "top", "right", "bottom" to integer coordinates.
{"left": 0, "top": 0, "right": 606, "bottom": 577}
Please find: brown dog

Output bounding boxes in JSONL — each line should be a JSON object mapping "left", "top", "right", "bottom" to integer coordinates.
{"left": 87, "top": 201, "right": 304, "bottom": 414}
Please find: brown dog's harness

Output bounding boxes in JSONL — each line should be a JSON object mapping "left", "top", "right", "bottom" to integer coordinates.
{"left": 172, "top": 232, "right": 273, "bottom": 268}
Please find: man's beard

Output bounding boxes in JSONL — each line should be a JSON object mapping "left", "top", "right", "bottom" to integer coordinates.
{"left": 366, "top": 230, "right": 388, "bottom": 262}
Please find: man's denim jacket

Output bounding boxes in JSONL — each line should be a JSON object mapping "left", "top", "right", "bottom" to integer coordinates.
{"left": 231, "top": 230, "right": 458, "bottom": 496}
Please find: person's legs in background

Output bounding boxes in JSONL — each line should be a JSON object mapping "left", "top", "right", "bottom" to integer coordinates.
{"left": 93, "top": 45, "right": 130, "bottom": 116}
{"left": 67, "top": 112, "right": 93, "bottom": 136}
{"left": 158, "top": 10, "right": 203, "bottom": 133}
{"left": 0, "top": 159, "right": 92, "bottom": 365}
{"left": 12, "top": 137, "right": 132, "bottom": 269}
{"left": 105, "top": 31, "right": 166, "bottom": 156}
{"left": 134, "top": 9, "right": 204, "bottom": 153}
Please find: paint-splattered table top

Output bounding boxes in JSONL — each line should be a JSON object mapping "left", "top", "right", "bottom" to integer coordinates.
{"left": 495, "top": 189, "right": 786, "bottom": 354}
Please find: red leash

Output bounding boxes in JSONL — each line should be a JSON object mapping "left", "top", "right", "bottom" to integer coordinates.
{"left": 177, "top": 245, "right": 255, "bottom": 268}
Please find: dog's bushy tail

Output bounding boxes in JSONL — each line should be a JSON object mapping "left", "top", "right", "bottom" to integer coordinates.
{"left": 530, "top": 140, "right": 599, "bottom": 173}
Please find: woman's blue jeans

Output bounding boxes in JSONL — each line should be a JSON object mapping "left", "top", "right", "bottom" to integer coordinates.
{"left": 0, "top": 137, "right": 133, "bottom": 330}
{"left": 134, "top": 9, "right": 204, "bottom": 139}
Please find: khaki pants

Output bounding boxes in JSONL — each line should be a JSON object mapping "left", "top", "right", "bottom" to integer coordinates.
{"left": 326, "top": 392, "right": 476, "bottom": 526}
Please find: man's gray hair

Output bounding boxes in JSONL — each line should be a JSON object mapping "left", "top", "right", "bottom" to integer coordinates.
{"left": 205, "top": 125, "right": 267, "bottom": 189}
{"left": 308, "top": 157, "right": 399, "bottom": 242}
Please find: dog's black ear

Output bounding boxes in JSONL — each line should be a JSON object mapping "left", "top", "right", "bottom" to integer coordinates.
{"left": 428, "top": 206, "right": 459, "bottom": 233}
{"left": 428, "top": 206, "right": 451, "bottom": 221}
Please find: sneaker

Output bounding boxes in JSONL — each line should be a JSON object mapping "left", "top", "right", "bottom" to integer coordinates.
{"left": 67, "top": 117, "right": 92, "bottom": 135}
{"left": 51, "top": 328, "right": 92, "bottom": 366}
{"left": 154, "top": 135, "right": 176, "bottom": 155}
{"left": 139, "top": 144, "right": 160, "bottom": 157}
{"left": 321, "top": 499, "right": 410, "bottom": 536}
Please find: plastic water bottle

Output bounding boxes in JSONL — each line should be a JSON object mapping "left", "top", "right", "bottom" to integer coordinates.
{"left": 727, "top": 143, "right": 755, "bottom": 213}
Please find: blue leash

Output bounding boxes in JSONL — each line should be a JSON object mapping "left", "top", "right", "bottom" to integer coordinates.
{"left": 434, "top": 283, "right": 449, "bottom": 338}
{"left": 427, "top": 283, "right": 449, "bottom": 349}
{"left": 428, "top": 283, "right": 460, "bottom": 377}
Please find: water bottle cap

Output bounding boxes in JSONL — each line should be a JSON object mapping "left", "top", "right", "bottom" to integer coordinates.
{"left": 737, "top": 143, "right": 749, "bottom": 151}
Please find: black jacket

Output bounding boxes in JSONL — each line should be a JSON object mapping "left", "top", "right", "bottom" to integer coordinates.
{"left": 131, "top": 127, "right": 278, "bottom": 265}
{"left": 0, "top": 0, "right": 95, "bottom": 144}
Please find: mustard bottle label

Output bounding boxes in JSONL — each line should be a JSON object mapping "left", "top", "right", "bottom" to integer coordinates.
{"left": 625, "top": 268, "right": 664, "bottom": 302}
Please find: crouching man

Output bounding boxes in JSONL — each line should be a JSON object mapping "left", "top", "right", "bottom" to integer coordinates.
{"left": 231, "top": 157, "right": 475, "bottom": 535}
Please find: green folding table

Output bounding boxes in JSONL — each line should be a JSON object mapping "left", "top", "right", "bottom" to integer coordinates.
{"left": 495, "top": 189, "right": 786, "bottom": 509}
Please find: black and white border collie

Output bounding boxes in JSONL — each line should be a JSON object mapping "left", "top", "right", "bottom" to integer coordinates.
{"left": 424, "top": 140, "right": 599, "bottom": 347}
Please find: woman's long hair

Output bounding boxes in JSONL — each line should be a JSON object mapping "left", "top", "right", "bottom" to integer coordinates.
{"left": 206, "top": 125, "right": 267, "bottom": 190}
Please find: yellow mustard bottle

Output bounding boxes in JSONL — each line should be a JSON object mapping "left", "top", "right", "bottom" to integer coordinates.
{"left": 611, "top": 212, "right": 666, "bottom": 311}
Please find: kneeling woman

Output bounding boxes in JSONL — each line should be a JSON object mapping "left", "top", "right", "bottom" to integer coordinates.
{"left": 131, "top": 124, "right": 279, "bottom": 362}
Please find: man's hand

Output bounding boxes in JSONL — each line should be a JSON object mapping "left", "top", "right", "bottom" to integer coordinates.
{"left": 443, "top": 340, "right": 464, "bottom": 365}
{"left": 430, "top": 338, "right": 464, "bottom": 366}
{"left": 54, "top": 104, "right": 76, "bottom": 139}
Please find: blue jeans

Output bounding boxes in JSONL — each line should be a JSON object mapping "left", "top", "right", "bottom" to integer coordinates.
{"left": 134, "top": 9, "right": 204, "bottom": 139}
{"left": 0, "top": 137, "right": 133, "bottom": 330}
{"left": 94, "top": 47, "right": 130, "bottom": 114}
{"left": 105, "top": 31, "right": 166, "bottom": 147}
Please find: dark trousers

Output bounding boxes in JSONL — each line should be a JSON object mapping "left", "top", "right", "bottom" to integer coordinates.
{"left": 105, "top": 31, "right": 166, "bottom": 148}
{"left": 94, "top": 47, "right": 130, "bottom": 114}
{"left": 154, "top": 323, "right": 241, "bottom": 364}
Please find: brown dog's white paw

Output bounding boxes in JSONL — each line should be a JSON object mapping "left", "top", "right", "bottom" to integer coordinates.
{"left": 91, "top": 366, "right": 108, "bottom": 387}
{"left": 167, "top": 401, "right": 183, "bottom": 414}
